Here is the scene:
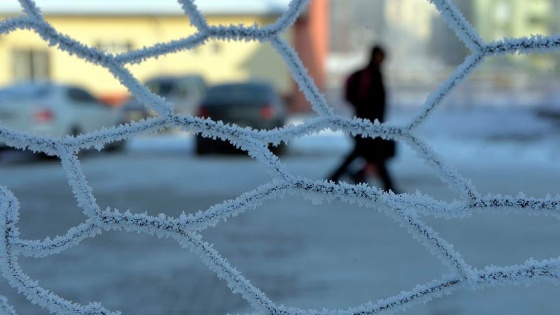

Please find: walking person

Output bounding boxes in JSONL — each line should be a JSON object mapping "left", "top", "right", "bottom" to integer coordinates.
{"left": 327, "top": 45, "right": 398, "bottom": 193}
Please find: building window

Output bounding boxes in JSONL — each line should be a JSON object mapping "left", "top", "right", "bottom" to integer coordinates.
{"left": 495, "top": 1, "right": 511, "bottom": 23}
{"left": 95, "top": 40, "right": 133, "bottom": 54}
{"left": 12, "top": 49, "right": 50, "bottom": 82}
{"left": 190, "top": 46, "right": 201, "bottom": 55}
{"left": 211, "top": 42, "right": 222, "bottom": 54}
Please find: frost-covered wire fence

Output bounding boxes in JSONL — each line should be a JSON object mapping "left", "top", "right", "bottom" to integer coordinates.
{"left": 1, "top": 0, "right": 560, "bottom": 314}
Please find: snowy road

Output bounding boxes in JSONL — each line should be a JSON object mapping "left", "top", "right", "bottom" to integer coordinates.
{"left": 2, "top": 107, "right": 560, "bottom": 314}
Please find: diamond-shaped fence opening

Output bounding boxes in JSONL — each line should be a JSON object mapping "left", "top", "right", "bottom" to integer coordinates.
{"left": 124, "top": 38, "right": 294, "bottom": 126}
{"left": 85, "top": 151, "right": 274, "bottom": 217}
{"left": 202, "top": 195, "right": 447, "bottom": 311}
{"left": 0, "top": 163, "right": 83, "bottom": 240}
{"left": 2, "top": 0, "right": 560, "bottom": 314}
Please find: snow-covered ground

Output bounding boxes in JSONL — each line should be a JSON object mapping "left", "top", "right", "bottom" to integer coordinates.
{"left": 1, "top": 106, "right": 560, "bottom": 314}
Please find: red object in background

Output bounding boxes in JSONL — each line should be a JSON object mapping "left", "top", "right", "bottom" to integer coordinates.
{"left": 291, "top": 0, "right": 328, "bottom": 113}
{"left": 196, "top": 107, "right": 210, "bottom": 118}
{"left": 260, "top": 105, "right": 276, "bottom": 119}
{"left": 98, "top": 93, "right": 129, "bottom": 107}
{"left": 33, "top": 108, "right": 54, "bottom": 123}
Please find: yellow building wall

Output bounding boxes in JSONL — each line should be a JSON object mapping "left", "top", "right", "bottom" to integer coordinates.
{"left": 0, "top": 15, "right": 293, "bottom": 100}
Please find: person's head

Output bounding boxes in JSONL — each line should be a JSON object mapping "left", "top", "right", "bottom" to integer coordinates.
{"left": 368, "top": 45, "right": 386, "bottom": 68}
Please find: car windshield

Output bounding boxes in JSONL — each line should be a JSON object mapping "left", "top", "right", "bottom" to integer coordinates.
{"left": 0, "top": 83, "right": 51, "bottom": 100}
{"left": 146, "top": 80, "right": 175, "bottom": 97}
{"left": 204, "top": 84, "right": 271, "bottom": 104}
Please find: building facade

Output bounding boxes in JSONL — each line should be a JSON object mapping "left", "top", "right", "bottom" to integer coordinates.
{"left": 0, "top": 0, "right": 328, "bottom": 111}
{"left": 473, "top": 0, "right": 553, "bottom": 41}
{"left": 432, "top": 0, "right": 558, "bottom": 69}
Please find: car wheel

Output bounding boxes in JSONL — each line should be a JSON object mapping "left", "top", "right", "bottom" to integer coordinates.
{"left": 69, "top": 126, "right": 81, "bottom": 137}
{"left": 67, "top": 127, "right": 92, "bottom": 156}
{"left": 269, "top": 143, "right": 286, "bottom": 156}
{"left": 105, "top": 140, "right": 126, "bottom": 152}
{"left": 195, "top": 138, "right": 211, "bottom": 155}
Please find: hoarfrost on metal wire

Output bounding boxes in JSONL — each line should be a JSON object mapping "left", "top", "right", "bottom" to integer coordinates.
{"left": 2, "top": 0, "right": 560, "bottom": 314}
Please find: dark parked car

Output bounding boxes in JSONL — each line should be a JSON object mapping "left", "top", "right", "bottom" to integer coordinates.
{"left": 119, "top": 74, "right": 207, "bottom": 124}
{"left": 195, "top": 81, "right": 287, "bottom": 155}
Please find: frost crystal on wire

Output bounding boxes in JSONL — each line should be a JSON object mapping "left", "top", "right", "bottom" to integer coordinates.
{"left": 1, "top": 0, "right": 560, "bottom": 314}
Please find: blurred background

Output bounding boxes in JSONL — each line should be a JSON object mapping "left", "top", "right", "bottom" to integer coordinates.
{"left": 1, "top": 0, "right": 560, "bottom": 114}
{"left": 329, "top": 0, "right": 560, "bottom": 112}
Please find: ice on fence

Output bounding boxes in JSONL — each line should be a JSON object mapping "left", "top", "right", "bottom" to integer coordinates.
{"left": 2, "top": 0, "right": 560, "bottom": 314}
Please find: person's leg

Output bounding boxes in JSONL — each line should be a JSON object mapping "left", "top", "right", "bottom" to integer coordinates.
{"left": 375, "top": 161, "right": 397, "bottom": 193}
{"left": 327, "top": 149, "right": 359, "bottom": 182}
{"left": 350, "top": 165, "right": 367, "bottom": 184}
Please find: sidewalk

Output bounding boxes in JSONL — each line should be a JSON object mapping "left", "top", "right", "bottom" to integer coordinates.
{"left": 1, "top": 107, "right": 560, "bottom": 314}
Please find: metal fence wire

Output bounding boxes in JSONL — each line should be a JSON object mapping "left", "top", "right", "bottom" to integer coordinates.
{"left": 2, "top": 0, "right": 560, "bottom": 314}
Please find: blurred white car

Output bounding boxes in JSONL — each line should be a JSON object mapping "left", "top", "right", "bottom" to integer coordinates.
{"left": 0, "top": 81, "right": 123, "bottom": 151}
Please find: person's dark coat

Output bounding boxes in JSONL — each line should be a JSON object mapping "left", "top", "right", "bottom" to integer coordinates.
{"left": 345, "top": 65, "right": 390, "bottom": 162}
